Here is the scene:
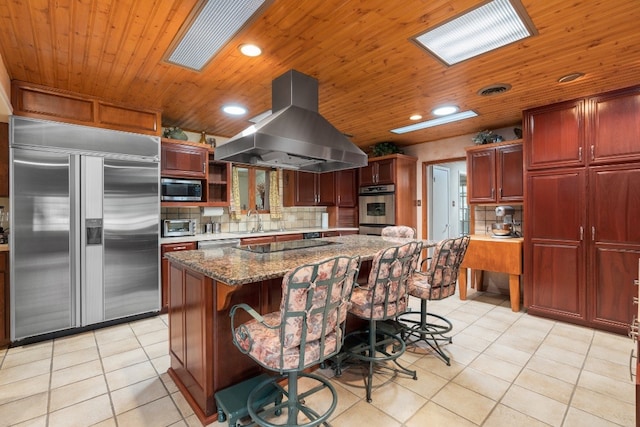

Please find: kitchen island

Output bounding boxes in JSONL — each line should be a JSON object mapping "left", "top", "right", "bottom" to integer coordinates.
{"left": 164, "top": 234, "right": 434, "bottom": 424}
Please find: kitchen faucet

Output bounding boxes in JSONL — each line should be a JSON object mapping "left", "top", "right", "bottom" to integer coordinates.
{"left": 247, "top": 209, "right": 263, "bottom": 233}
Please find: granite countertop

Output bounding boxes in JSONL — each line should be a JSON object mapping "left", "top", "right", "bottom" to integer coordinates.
{"left": 160, "top": 227, "right": 359, "bottom": 245}
{"left": 469, "top": 234, "right": 524, "bottom": 243}
{"left": 0, "top": 244, "right": 8, "bottom": 252}
{"left": 164, "top": 234, "right": 435, "bottom": 286}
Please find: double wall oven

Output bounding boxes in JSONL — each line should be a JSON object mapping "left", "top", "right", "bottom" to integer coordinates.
{"left": 358, "top": 184, "right": 395, "bottom": 235}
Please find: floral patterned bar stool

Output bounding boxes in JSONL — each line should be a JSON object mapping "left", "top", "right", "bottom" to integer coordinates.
{"left": 380, "top": 225, "right": 416, "bottom": 239}
{"left": 396, "top": 235, "right": 470, "bottom": 365}
{"left": 335, "top": 240, "right": 422, "bottom": 402}
{"left": 230, "top": 255, "right": 360, "bottom": 427}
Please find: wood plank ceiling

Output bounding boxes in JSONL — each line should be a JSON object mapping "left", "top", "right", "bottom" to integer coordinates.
{"left": 0, "top": 0, "right": 638, "bottom": 150}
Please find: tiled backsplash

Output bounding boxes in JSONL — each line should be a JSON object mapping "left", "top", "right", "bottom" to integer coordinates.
{"left": 473, "top": 205, "right": 523, "bottom": 236}
{"left": 161, "top": 206, "right": 327, "bottom": 234}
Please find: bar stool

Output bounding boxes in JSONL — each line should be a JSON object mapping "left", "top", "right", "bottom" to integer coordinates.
{"left": 335, "top": 241, "right": 422, "bottom": 402}
{"left": 380, "top": 225, "right": 416, "bottom": 239}
{"left": 230, "top": 255, "right": 360, "bottom": 427}
{"left": 396, "top": 235, "right": 470, "bottom": 365}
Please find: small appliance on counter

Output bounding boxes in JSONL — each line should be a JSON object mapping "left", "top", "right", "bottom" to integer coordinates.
{"left": 163, "top": 219, "right": 197, "bottom": 237}
{"left": 491, "top": 206, "right": 520, "bottom": 238}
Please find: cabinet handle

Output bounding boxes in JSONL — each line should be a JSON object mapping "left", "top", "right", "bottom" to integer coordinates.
{"left": 579, "top": 226, "right": 584, "bottom": 240}
{"left": 499, "top": 188, "right": 503, "bottom": 198}
{"left": 491, "top": 188, "right": 495, "bottom": 198}
{"left": 592, "top": 226, "right": 595, "bottom": 241}
{"left": 591, "top": 145, "right": 595, "bottom": 161}
{"left": 578, "top": 147, "right": 583, "bottom": 162}
{"left": 203, "top": 162, "right": 206, "bottom": 174}
{"left": 173, "top": 246, "right": 187, "bottom": 250}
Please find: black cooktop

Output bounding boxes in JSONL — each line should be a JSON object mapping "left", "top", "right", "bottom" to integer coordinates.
{"left": 235, "top": 239, "right": 341, "bottom": 254}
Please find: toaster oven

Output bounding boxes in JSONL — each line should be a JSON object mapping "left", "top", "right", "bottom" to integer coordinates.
{"left": 162, "top": 219, "right": 197, "bottom": 237}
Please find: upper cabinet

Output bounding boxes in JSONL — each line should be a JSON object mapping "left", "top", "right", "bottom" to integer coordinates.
{"left": 525, "top": 87, "right": 640, "bottom": 170}
{"left": 12, "top": 81, "right": 161, "bottom": 136}
{"left": 283, "top": 170, "right": 335, "bottom": 207}
{"left": 161, "top": 139, "right": 230, "bottom": 207}
{"left": 161, "top": 138, "right": 208, "bottom": 179}
{"left": 466, "top": 141, "right": 523, "bottom": 204}
{"left": 359, "top": 158, "right": 395, "bottom": 186}
{"left": 335, "top": 169, "right": 357, "bottom": 207}
{"left": 588, "top": 87, "right": 640, "bottom": 165}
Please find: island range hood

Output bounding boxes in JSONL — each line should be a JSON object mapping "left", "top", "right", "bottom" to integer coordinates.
{"left": 214, "top": 69, "right": 367, "bottom": 172}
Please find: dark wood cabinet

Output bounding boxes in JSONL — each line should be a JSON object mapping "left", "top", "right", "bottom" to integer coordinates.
{"left": 525, "top": 100, "right": 585, "bottom": 170}
{"left": 0, "top": 123, "right": 7, "bottom": 197}
{"left": 335, "top": 169, "right": 357, "bottom": 207}
{"left": 525, "top": 169, "right": 587, "bottom": 321}
{"left": 0, "top": 252, "right": 9, "bottom": 347}
{"left": 283, "top": 170, "right": 335, "bottom": 206}
{"left": 359, "top": 158, "right": 395, "bottom": 186}
{"left": 524, "top": 85, "right": 640, "bottom": 334}
{"left": 467, "top": 141, "right": 523, "bottom": 204}
{"left": 161, "top": 139, "right": 208, "bottom": 179}
{"left": 161, "top": 242, "right": 197, "bottom": 312}
{"left": 589, "top": 87, "right": 640, "bottom": 165}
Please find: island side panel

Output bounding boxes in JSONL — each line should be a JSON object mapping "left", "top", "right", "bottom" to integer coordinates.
{"left": 167, "top": 260, "right": 283, "bottom": 421}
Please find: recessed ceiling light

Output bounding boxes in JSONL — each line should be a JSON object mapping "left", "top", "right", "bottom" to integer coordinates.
{"left": 391, "top": 110, "right": 478, "bottom": 134}
{"left": 412, "top": 0, "right": 536, "bottom": 66}
{"left": 239, "top": 44, "right": 262, "bottom": 57}
{"left": 409, "top": 114, "right": 423, "bottom": 121}
{"left": 557, "top": 72, "right": 585, "bottom": 83}
{"left": 432, "top": 105, "right": 459, "bottom": 116}
{"left": 165, "top": 0, "right": 272, "bottom": 71}
{"left": 222, "top": 105, "right": 247, "bottom": 115}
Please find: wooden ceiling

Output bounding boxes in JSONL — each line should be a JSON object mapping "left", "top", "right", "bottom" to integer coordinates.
{"left": 0, "top": 0, "right": 639, "bottom": 150}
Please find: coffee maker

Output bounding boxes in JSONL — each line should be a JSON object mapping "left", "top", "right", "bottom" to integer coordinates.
{"left": 491, "top": 206, "right": 515, "bottom": 238}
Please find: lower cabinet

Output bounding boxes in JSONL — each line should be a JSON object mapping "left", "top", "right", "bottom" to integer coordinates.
{"left": 0, "top": 252, "right": 8, "bottom": 347}
{"left": 240, "top": 234, "right": 303, "bottom": 245}
{"left": 161, "top": 242, "right": 197, "bottom": 312}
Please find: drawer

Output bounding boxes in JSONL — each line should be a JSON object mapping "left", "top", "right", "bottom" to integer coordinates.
{"left": 161, "top": 242, "right": 197, "bottom": 255}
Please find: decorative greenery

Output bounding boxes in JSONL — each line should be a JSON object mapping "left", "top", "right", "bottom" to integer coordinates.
{"left": 371, "top": 141, "right": 403, "bottom": 157}
{"left": 472, "top": 130, "right": 504, "bottom": 144}
{"left": 163, "top": 126, "right": 188, "bottom": 140}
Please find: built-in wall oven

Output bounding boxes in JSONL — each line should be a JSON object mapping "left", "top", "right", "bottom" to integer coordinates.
{"left": 358, "top": 184, "right": 395, "bottom": 235}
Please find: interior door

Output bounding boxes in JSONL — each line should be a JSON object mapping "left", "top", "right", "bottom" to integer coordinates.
{"left": 431, "top": 166, "right": 450, "bottom": 240}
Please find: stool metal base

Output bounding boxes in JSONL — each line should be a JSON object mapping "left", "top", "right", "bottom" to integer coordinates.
{"left": 335, "top": 320, "right": 417, "bottom": 402}
{"left": 247, "top": 371, "right": 337, "bottom": 427}
{"left": 396, "top": 299, "right": 454, "bottom": 365}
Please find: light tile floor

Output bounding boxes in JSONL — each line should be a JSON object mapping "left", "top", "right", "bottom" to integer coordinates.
{"left": 0, "top": 288, "right": 635, "bottom": 426}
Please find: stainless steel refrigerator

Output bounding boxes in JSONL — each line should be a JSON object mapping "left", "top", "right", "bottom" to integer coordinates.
{"left": 10, "top": 116, "right": 160, "bottom": 341}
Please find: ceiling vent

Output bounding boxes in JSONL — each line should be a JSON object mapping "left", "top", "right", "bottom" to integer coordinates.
{"left": 477, "top": 83, "right": 512, "bottom": 96}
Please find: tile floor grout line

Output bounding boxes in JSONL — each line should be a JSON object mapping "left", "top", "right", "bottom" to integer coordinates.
{"left": 93, "top": 327, "right": 120, "bottom": 427}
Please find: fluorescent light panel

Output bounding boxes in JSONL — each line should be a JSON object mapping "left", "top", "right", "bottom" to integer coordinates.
{"left": 413, "top": 0, "right": 536, "bottom": 66}
{"left": 390, "top": 110, "right": 478, "bottom": 134}
{"left": 167, "top": 0, "right": 268, "bottom": 71}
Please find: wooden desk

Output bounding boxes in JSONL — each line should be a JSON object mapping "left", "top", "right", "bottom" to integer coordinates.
{"left": 459, "top": 235, "right": 523, "bottom": 312}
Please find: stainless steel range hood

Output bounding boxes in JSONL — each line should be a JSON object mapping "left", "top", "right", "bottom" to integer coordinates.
{"left": 214, "top": 70, "right": 367, "bottom": 172}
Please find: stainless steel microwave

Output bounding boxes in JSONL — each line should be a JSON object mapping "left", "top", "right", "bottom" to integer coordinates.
{"left": 161, "top": 178, "right": 202, "bottom": 201}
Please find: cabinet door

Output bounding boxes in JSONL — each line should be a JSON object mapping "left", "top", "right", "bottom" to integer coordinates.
{"left": 161, "top": 242, "right": 197, "bottom": 311}
{"left": 525, "top": 100, "right": 585, "bottom": 170}
{"left": 335, "top": 169, "right": 357, "bottom": 207}
{"left": 497, "top": 144, "right": 523, "bottom": 202}
{"left": 295, "top": 171, "right": 318, "bottom": 205}
{"left": 525, "top": 169, "right": 586, "bottom": 321}
{"left": 590, "top": 88, "right": 640, "bottom": 165}
{"left": 468, "top": 149, "right": 496, "bottom": 203}
{"left": 161, "top": 142, "right": 207, "bottom": 178}
{"left": 169, "top": 262, "right": 186, "bottom": 365}
{"left": 359, "top": 163, "right": 377, "bottom": 186}
{"left": 275, "top": 233, "right": 303, "bottom": 242}
{"left": 317, "top": 172, "right": 335, "bottom": 206}
{"left": 240, "top": 236, "right": 275, "bottom": 245}
{"left": 589, "top": 164, "right": 640, "bottom": 331}
{"left": 375, "top": 159, "right": 395, "bottom": 184}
